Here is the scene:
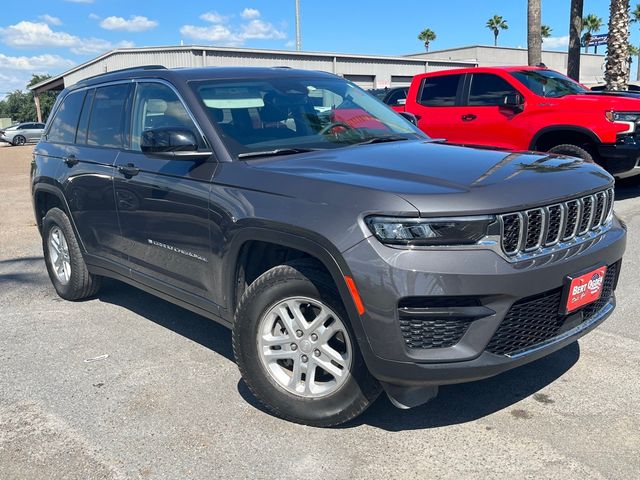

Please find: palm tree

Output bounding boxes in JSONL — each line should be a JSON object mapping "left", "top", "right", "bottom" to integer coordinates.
{"left": 630, "top": 3, "right": 640, "bottom": 80}
{"left": 486, "top": 15, "right": 508, "bottom": 46}
{"left": 417, "top": 28, "right": 437, "bottom": 52}
{"left": 628, "top": 43, "right": 639, "bottom": 80}
{"left": 582, "top": 13, "right": 604, "bottom": 53}
{"left": 541, "top": 25, "right": 552, "bottom": 39}
{"left": 568, "top": 0, "right": 584, "bottom": 80}
{"left": 605, "top": 0, "right": 631, "bottom": 90}
{"left": 528, "top": 0, "right": 542, "bottom": 65}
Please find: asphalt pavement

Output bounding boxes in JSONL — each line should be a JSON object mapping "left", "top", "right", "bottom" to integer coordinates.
{"left": 1, "top": 143, "right": 639, "bottom": 479}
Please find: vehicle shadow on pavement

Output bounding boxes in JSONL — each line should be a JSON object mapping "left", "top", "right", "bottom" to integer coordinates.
{"left": 96, "top": 279, "right": 235, "bottom": 363}
{"left": 349, "top": 342, "right": 580, "bottom": 431}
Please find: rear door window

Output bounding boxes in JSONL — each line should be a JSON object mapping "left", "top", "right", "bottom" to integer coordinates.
{"left": 468, "top": 74, "right": 519, "bottom": 106}
{"left": 418, "top": 74, "right": 462, "bottom": 107}
{"left": 47, "top": 90, "right": 86, "bottom": 144}
{"left": 87, "top": 84, "right": 131, "bottom": 148}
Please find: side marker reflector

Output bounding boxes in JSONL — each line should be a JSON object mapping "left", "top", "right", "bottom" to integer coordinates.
{"left": 344, "top": 275, "right": 365, "bottom": 315}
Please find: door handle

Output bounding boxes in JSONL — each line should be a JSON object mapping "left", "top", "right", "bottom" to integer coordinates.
{"left": 461, "top": 114, "right": 477, "bottom": 122}
{"left": 63, "top": 154, "right": 78, "bottom": 166}
{"left": 117, "top": 163, "right": 140, "bottom": 178}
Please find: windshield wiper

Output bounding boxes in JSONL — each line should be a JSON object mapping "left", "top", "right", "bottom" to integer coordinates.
{"left": 352, "top": 135, "right": 411, "bottom": 146}
{"left": 237, "top": 148, "right": 319, "bottom": 159}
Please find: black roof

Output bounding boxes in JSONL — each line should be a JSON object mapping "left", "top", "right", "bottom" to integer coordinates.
{"left": 72, "top": 65, "right": 337, "bottom": 90}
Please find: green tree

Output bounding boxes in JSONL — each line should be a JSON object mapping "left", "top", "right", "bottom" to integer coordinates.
{"left": 630, "top": 3, "right": 640, "bottom": 80}
{"left": 605, "top": 0, "right": 631, "bottom": 90}
{"left": 417, "top": 28, "right": 437, "bottom": 52}
{"left": 582, "top": 13, "right": 604, "bottom": 53}
{"left": 486, "top": 15, "right": 508, "bottom": 46}
{"left": 0, "top": 74, "right": 58, "bottom": 123}
{"left": 541, "top": 24, "right": 553, "bottom": 38}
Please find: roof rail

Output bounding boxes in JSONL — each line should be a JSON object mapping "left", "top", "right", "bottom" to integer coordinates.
{"left": 76, "top": 65, "right": 168, "bottom": 85}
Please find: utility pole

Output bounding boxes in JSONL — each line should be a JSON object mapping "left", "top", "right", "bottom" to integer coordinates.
{"left": 295, "top": 0, "right": 301, "bottom": 51}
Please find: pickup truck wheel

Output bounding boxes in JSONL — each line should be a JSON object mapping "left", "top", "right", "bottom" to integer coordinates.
{"left": 12, "top": 135, "right": 26, "bottom": 146}
{"left": 547, "top": 144, "right": 595, "bottom": 163}
{"left": 42, "top": 208, "right": 101, "bottom": 300}
{"left": 233, "top": 260, "right": 381, "bottom": 427}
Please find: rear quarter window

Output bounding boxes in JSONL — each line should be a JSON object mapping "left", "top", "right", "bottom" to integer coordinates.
{"left": 47, "top": 90, "right": 86, "bottom": 144}
{"left": 418, "top": 74, "right": 461, "bottom": 107}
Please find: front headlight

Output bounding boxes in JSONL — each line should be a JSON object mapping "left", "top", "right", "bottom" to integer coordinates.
{"left": 605, "top": 111, "right": 640, "bottom": 134}
{"left": 365, "top": 216, "right": 495, "bottom": 246}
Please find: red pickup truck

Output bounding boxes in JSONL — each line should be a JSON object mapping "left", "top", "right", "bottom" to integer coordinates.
{"left": 400, "top": 66, "right": 640, "bottom": 178}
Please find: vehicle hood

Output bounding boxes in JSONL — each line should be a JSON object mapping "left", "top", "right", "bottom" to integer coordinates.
{"left": 556, "top": 92, "right": 640, "bottom": 110}
{"left": 246, "top": 141, "right": 613, "bottom": 216}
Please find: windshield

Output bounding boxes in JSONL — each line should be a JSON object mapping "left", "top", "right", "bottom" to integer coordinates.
{"left": 191, "top": 76, "right": 425, "bottom": 158}
{"left": 511, "top": 69, "right": 587, "bottom": 98}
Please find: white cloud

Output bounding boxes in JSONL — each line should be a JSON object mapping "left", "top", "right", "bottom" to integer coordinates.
{"left": 181, "top": 9, "right": 286, "bottom": 46}
{"left": 39, "top": 14, "right": 62, "bottom": 26}
{"left": 0, "top": 21, "right": 78, "bottom": 48}
{"left": 0, "top": 53, "right": 74, "bottom": 71}
{"left": 71, "top": 39, "right": 134, "bottom": 55}
{"left": 241, "top": 19, "right": 286, "bottom": 40}
{"left": 285, "top": 40, "right": 295, "bottom": 48}
{"left": 241, "top": 8, "right": 261, "bottom": 20}
{"left": 88, "top": 13, "right": 100, "bottom": 20}
{"left": 543, "top": 35, "right": 570, "bottom": 50}
{"left": 99, "top": 15, "right": 158, "bottom": 32}
{"left": 200, "top": 12, "right": 228, "bottom": 24}
{"left": 0, "top": 21, "right": 134, "bottom": 55}
{"left": 0, "top": 54, "right": 75, "bottom": 96}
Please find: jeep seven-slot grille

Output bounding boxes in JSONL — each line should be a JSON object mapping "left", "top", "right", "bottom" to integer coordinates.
{"left": 486, "top": 263, "right": 618, "bottom": 356}
{"left": 498, "top": 188, "right": 614, "bottom": 257}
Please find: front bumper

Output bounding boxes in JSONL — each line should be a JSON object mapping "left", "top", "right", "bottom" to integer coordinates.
{"left": 598, "top": 139, "right": 640, "bottom": 177}
{"left": 343, "top": 217, "right": 626, "bottom": 388}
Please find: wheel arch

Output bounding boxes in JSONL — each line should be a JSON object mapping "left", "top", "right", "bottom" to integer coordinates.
{"left": 529, "top": 125, "right": 601, "bottom": 152}
{"left": 224, "top": 227, "right": 366, "bottom": 339}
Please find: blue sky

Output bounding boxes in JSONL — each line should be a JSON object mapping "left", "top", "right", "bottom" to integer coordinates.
{"left": 0, "top": 0, "right": 628, "bottom": 95}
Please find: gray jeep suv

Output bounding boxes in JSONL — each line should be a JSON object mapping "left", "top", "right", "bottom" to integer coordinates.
{"left": 32, "top": 66, "right": 626, "bottom": 426}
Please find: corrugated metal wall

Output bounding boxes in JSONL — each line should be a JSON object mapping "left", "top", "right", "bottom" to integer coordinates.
{"left": 61, "top": 47, "right": 476, "bottom": 90}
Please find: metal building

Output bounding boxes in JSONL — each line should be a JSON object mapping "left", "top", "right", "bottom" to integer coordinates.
{"left": 29, "top": 45, "right": 476, "bottom": 122}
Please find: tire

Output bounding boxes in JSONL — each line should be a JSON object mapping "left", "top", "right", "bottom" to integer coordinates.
{"left": 42, "top": 207, "right": 101, "bottom": 300}
{"left": 547, "top": 144, "right": 595, "bottom": 163}
{"left": 233, "top": 260, "right": 381, "bottom": 427}
{"left": 12, "top": 135, "right": 26, "bottom": 146}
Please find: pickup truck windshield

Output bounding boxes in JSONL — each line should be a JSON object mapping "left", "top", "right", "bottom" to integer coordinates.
{"left": 511, "top": 69, "right": 587, "bottom": 98}
{"left": 191, "top": 76, "right": 424, "bottom": 158}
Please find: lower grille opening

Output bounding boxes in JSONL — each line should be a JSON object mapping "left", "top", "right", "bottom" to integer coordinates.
{"left": 486, "top": 263, "right": 618, "bottom": 356}
{"left": 398, "top": 296, "right": 490, "bottom": 350}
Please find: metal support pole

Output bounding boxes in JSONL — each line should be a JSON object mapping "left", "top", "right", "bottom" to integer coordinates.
{"left": 34, "top": 93, "right": 42, "bottom": 123}
{"left": 295, "top": 0, "right": 301, "bottom": 51}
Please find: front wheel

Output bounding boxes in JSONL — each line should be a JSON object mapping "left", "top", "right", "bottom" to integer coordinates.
{"left": 12, "top": 135, "right": 26, "bottom": 146}
{"left": 232, "top": 260, "right": 381, "bottom": 426}
{"left": 547, "top": 144, "right": 595, "bottom": 163}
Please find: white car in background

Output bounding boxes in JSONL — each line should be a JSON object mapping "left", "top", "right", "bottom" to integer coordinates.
{"left": 0, "top": 122, "right": 46, "bottom": 146}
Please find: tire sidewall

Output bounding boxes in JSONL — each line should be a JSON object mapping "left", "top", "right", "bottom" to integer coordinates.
{"left": 234, "top": 267, "right": 376, "bottom": 425}
{"left": 42, "top": 208, "right": 84, "bottom": 299}
{"left": 548, "top": 144, "right": 595, "bottom": 163}
{"left": 13, "top": 135, "right": 25, "bottom": 146}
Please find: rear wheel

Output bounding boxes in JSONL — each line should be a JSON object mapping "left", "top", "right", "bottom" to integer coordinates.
{"left": 233, "top": 260, "right": 381, "bottom": 426}
{"left": 547, "top": 144, "right": 595, "bottom": 163}
{"left": 12, "top": 135, "right": 26, "bottom": 146}
{"left": 42, "top": 208, "right": 101, "bottom": 300}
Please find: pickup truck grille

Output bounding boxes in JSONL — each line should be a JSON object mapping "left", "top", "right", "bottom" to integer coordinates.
{"left": 499, "top": 188, "right": 613, "bottom": 257}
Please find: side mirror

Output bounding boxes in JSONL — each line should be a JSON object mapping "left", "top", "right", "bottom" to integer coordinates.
{"left": 399, "top": 112, "right": 418, "bottom": 125}
{"left": 502, "top": 93, "right": 524, "bottom": 112}
{"left": 141, "top": 127, "right": 198, "bottom": 154}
